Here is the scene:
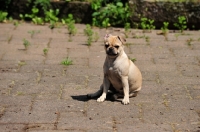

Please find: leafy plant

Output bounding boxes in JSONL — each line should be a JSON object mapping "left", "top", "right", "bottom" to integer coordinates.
{"left": 84, "top": 24, "right": 94, "bottom": 46}
{"left": 28, "top": 30, "right": 40, "bottom": 38}
{"left": 61, "top": 57, "right": 73, "bottom": 66}
{"left": 43, "top": 48, "right": 48, "bottom": 55}
{"left": 161, "top": 22, "right": 169, "bottom": 40}
{"left": 186, "top": 38, "right": 193, "bottom": 46}
{"left": 45, "top": 9, "right": 59, "bottom": 29}
{"left": 173, "top": 16, "right": 187, "bottom": 33}
{"left": 92, "top": 1, "right": 130, "bottom": 27}
{"left": 124, "top": 22, "right": 131, "bottom": 38}
{"left": 25, "top": 7, "right": 44, "bottom": 25}
{"left": 140, "top": 17, "right": 155, "bottom": 31}
{"left": 67, "top": 21, "right": 77, "bottom": 41}
{"left": 23, "top": 39, "right": 30, "bottom": 49}
{"left": 27, "top": 0, "right": 51, "bottom": 13}
{"left": 0, "top": 11, "right": 8, "bottom": 22}
{"left": 61, "top": 14, "right": 75, "bottom": 25}
{"left": 94, "top": 32, "right": 99, "bottom": 42}
{"left": 130, "top": 58, "right": 136, "bottom": 62}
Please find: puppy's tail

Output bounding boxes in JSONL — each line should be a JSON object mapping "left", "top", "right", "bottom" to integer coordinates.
{"left": 87, "top": 85, "right": 103, "bottom": 99}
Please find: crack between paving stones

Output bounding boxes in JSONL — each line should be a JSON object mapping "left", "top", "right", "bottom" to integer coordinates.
{"left": 53, "top": 111, "right": 60, "bottom": 130}
{"left": 36, "top": 71, "right": 42, "bottom": 84}
{"left": 184, "top": 85, "right": 193, "bottom": 100}
{"left": 29, "top": 95, "right": 37, "bottom": 112}
{"left": 58, "top": 84, "right": 64, "bottom": 100}
{"left": 47, "top": 38, "right": 52, "bottom": 48}
{"left": 112, "top": 117, "right": 117, "bottom": 132}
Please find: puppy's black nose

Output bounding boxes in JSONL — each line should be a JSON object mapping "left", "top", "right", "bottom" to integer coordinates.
{"left": 109, "top": 47, "right": 114, "bottom": 51}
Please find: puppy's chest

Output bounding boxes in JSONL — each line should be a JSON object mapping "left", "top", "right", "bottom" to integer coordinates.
{"left": 106, "top": 66, "right": 121, "bottom": 78}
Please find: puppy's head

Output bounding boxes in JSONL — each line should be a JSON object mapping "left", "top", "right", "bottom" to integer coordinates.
{"left": 104, "top": 34, "right": 126, "bottom": 57}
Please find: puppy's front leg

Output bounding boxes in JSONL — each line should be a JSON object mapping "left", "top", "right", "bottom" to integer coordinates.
{"left": 121, "top": 76, "right": 129, "bottom": 105}
{"left": 97, "top": 77, "right": 110, "bottom": 102}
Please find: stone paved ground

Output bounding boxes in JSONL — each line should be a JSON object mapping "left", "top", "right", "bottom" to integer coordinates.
{"left": 0, "top": 23, "right": 200, "bottom": 132}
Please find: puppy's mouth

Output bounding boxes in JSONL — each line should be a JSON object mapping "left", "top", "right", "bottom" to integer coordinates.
{"left": 106, "top": 52, "right": 118, "bottom": 56}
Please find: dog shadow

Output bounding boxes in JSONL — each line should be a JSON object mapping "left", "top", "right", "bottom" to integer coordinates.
{"left": 71, "top": 93, "right": 121, "bottom": 103}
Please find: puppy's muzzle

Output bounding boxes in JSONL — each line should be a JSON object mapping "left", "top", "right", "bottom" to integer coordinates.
{"left": 107, "top": 47, "right": 118, "bottom": 56}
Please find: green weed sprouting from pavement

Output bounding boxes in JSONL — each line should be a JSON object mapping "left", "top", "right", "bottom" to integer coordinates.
{"left": 65, "top": 14, "right": 77, "bottom": 41}
{"left": 145, "top": 36, "right": 150, "bottom": 42}
{"left": 23, "top": 39, "right": 30, "bottom": 49}
{"left": 94, "top": 32, "right": 99, "bottom": 42}
{"left": 45, "top": 9, "right": 59, "bottom": 29}
{"left": 43, "top": 48, "right": 48, "bottom": 55}
{"left": 18, "top": 61, "right": 26, "bottom": 67}
{"left": 61, "top": 14, "right": 75, "bottom": 25}
{"left": 84, "top": 24, "right": 94, "bottom": 46}
{"left": 61, "top": 57, "right": 73, "bottom": 66}
{"left": 28, "top": 30, "right": 40, "bottom": 38}
{"left": 7, "top": 35, "right": 13, "bottom": 44}
{"left": 130, "top": 58, "right": 136, "bottom": 62}
{"left": 161, "top": 22, "right": 169, "bottom": 40}
{"left": 16, "top": 91, "right": 24, "bottom": 96}
{"left": 13, "top": 21, "right": 19, "bottom": 30}
{"left": 124, "top": 22, "right": 131, "bottom": 38}
{"left": 186, "top": 38, "right": 193, "bottom": 46}
{"left": 173, "top": 16, "right": 187, "bottom": 33}
{"left": 140, "top": 17, "right": 155, "bottom": 32}
{"left": 0, "top": 11, "right": 8, "bottom": 22}
{"left": 175, "top": 33, "right": 180, "bottom": 41}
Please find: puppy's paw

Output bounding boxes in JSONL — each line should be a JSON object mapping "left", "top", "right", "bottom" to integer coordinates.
{"left": 97, "top": 95, "right": 106, "bottom": 102}
{"left": 122, "top": 98, "right": 130, "bottom": 105}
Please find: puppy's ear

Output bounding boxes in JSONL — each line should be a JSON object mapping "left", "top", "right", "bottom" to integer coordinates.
{"left": 117, "top": 35, "right": 126, "bottom": 44}
{"left": 104, "top": 34, "right": 112, "bottom": 41}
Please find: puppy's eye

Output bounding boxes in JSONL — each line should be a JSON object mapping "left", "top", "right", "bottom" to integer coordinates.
{"left": 114, "top": 45, "right": 119, "bottom": 48}
{"left": 105, "top": 45, "right": 109, "bottom": 48}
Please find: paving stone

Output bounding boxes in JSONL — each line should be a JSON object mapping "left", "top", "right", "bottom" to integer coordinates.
{"left": 0, "top": 23, "right": 200, "bottom": 131}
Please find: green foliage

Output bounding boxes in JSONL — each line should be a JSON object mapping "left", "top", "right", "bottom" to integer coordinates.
{"left": 61, "top": 57, "right": 73, "bottom": 66}
{"left": 24, "top": 7, "right": 44, "bottom": 25}
{"left": 161, "top": 22, "right": 169, "bottom": 32}
{"left": 67, "top": 22, "right": 77, "bottom": 35}
{"left": 92, "top": 1, "right": 130, "bottom": 27}
{"left": 0, "top": 11, "right": 8, "bottom": 22}
{"left": 161, "top": 22, "right": 169, "bottom": 40}
{"left": 27, "top": 0, "right": 51, "bottom": 13}
{"left": 140, "top": 17, "right": 155, "bottom": 31}
{"left": 43, "top": 48, "right": 48, "bottom": 55}
{"left": 84, "top": 24, "right": 94, "bottom": 46}
{"left": 173, "top": 16, "right": 187, "bottom": 33}
{"left": 45, "top": 9, "right": 59, "bottom": 28}
{"left": 61, "top": 14, "right": 75, "bottom": 25}
{"left": 23, "top": 39, "right": 30, "bottom": 49}
{"left": 28, "top": 30, "right": 40, "bottom": 38}
{"left": 124, "top": 22, "right": 131, "bottom": 38}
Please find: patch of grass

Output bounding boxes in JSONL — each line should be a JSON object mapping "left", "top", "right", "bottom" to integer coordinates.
{"left": 186, "top": 38, "right": 193, "bottom": 46}
{"left": 124, "top": 22, "right": 131, "bottom": 38}
{"left": 16, "top": 91, "right": 24, "bottom": 96}
{"left": 145, "top": 36, "right": 150, "bottom": 42}
{"left": 84, "top": 24, "right": 94, "bottom": 46}
{"left": 43, "top": 48, "right": 48, "bottom": 55}
{"left": 28, "top": 30, "right": 40, "bottom": 38}
{"left": 23, "top": 39, "right": 30, "bottom": 49}
{"left": 130, "top": 58, "right": 136, "bottom": 62}
{"left": 161, "top": 22, "right": 169, "bottom": 41}
{"left": 61, "top": 57, "right": 73, "bottom": 66}
{"left": 174, "top": 16, "right": 187, "bottom": 33}
{"left": 7, "top": 35, "right": 13, "bottom": 44}
{"left": 94, "top": 32, "right": 99, "bottom": 42}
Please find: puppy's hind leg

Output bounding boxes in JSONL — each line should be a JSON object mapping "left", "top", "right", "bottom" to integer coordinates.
{"left": 87, "top": 84, "right": 103, "bottom": 99}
